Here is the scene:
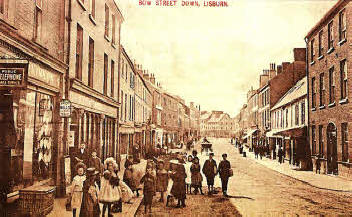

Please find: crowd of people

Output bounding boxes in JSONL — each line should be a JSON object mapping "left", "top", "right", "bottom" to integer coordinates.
{"left": 66, "top": 138, "right": 233, "bottom": 216}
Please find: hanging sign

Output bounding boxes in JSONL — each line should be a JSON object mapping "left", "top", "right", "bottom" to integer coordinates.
{"left": 59, "top": 99, "right": 72, "bottom": 118}
{"left": 0, "top": 61, "right": 28, "bottom": 89}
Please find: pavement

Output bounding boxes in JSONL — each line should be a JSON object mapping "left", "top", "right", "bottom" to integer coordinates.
{"left": 48, "top": 159, "right": 147, "bottom": 217}
{"left": 240, "top": 145, "right": 352, "bottom": 192}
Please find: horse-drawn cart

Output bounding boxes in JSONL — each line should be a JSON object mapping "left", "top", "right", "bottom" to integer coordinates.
{"left": 201, "top": 142, "right": 213, "bottom": 155}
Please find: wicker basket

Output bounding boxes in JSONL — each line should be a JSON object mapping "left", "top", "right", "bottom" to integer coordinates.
{"left": 19, "top": 185, "right": 56, "bottom": 216}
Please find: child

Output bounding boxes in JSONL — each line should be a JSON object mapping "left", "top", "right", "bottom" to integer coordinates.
{"left": 70, "top": 162, "right": 86, "bottom": 217}
{"left": 79, "top": 168, "right": 100, "bottom": 217}
{"left": 315, "top": 156, "right": 321, "bottom": 174}
{"left": 123, "top": 163, "right": 139, "bottom": 197}
{"left": 88, "top": 150, "right": 102, "bottom": 188}
{"left": 140, "top": 167, "right": 156, "bottom": 214}
{"left": 190, "top": 157, "right": 204, "bottom": 195}
{"left": 170, "top": 161, "right": 187, "bottom": 208}
{"left": 156, "top": 160, "right": 168, "bottom": 202}
{"left": 184, "top": 155, "right": 193, "bottom": 194}
{"left": 99, "top": 158, "right": 121, "bottom": 216}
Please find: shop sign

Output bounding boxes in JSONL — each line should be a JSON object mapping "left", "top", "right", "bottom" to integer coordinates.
{"left": 60, "top": 99, "right": 72, "bottom": 118}
{"left": 0, "top": 62, "right": 28, "bottom": 88}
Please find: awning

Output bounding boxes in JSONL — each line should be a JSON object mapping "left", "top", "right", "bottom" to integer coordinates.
{"left": 266, "top": 130, "right": 283, "bottom": 138}
{"left": 272, "top": 126, "right": 307, "bottom": 137}
{"left": 242, "top": 129, "right": 258, "bottom": 139}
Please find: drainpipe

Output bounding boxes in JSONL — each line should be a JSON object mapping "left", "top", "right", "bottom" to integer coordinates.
{"left": 305, "top": 37, "right": 312, "bottom": 171}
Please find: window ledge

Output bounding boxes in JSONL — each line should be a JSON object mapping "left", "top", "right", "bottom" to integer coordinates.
{"left": 327, "top": 47, "right": 334, "bottom": 54}
{"left": 319, "top": 105, "right": 326, "bottom": 110}
{"left": 112, "top": 43, "right": 117, "bottom": 49}
{"left": 104, "top": 35, "right": 111, "bottom": 42}
{"left": 89, "top": 14, "right": 97, "bottom": 25}
{"left": 310, "top": 60, "right": 315, "bottom": 66}
{"left": 32, "top": 39, "right": 49, "bottom": 52}
{"left": 317, "top": 55, "right": 324, "bottom": 60}
{"left": 339, "top": 98, "right": 348, "bottom": 104}
{"left": 77, "top": 0, "right": 87, "bottom": 11}
{"left": 328, "top": 102, "right": 336, "bottom": 108}
{"left": 338, "top": 38, "right": 347, "bottom": 46}
{"left": 311, "top": 107, "right": 316, "bottom": 111}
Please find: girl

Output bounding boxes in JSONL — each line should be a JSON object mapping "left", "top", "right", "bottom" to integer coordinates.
{"left": 79, "top": 168, "right": 100, "bottom": 217}
{"left": 140, "top": 167, "right": 156, "bottom": 214}
{"left": 170, "top": 161, "right": 187, "bottom": 208}
{"left": 71, "top": 162, "right": 86, "bottom": 217}
{"left": 99, "top": 158, "right": 121, "bottom": 216}
{"left": 156, "top": 160, "right": 168, "bottom": 202}
{"left": 184, "top": 155, "right": 193, "bottom": 194}
{"left": 190, "top": 157, "right": 204, "bottom": 195}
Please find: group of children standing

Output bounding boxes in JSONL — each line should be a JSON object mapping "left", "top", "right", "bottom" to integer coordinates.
{"left": 69, "top": 157, "right": 135, "bottom": 217}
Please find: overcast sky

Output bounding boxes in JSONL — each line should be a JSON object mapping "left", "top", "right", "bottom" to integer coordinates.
{"left": 115, "top": 0, "right": 336, "bottom": 117}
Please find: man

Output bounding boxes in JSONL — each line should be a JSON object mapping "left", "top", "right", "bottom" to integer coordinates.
{"left": 278, "top": 146, "right": 283, "bottom": 164}
{"left": 192, "top": 150, "right": 198, "bottom": 159}
{"left": 218, "top": 154, "right": 231, "bottom": 197}
{"left": 88, "top": 150, "right": 103, "bottom": 188}
{"left": 74, "top": 143, "right": 89, "bottom": 167}
{"left": 202, "top": 153, "right": 217, "bottom": 195}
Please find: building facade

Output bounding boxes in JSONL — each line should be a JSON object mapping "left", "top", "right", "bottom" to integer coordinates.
{"left": 306, "top": 0, "right": 352, "bottom": 178}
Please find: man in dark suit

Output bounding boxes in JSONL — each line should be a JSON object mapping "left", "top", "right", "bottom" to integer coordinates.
{"left": 74, "top": 143, "right": 89, "bottom": 168}
{"left": 218, "top": 153, "right": 231, "bottom": 197}
{"left": 202, "top": 153, "right": 217, "bottom": 195}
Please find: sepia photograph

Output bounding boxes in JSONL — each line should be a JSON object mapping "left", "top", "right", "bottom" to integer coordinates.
{"left": 0, "top": 0, "right": 351, "bottom": 216}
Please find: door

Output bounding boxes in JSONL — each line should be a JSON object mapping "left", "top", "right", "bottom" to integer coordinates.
{"left": 327, "top": 123, "right": 338, "bottom": 174}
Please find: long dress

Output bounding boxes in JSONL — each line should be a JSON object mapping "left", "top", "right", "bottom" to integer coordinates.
{"left": 98, "top": 171, "right": 121, "bottom": 203}
{"left": 71, "top": 175, "right": 86, "bottom": 209}
{"left": 170, "top": 167, "right": 186, "bottom": 200}
{"left": 156, "top": 169, "right": 169, "bottom": 192}
{"left": 184, "top": 162, "right": 192, "bottom": 185}
{"left": 190, "top": 163, "right": 203, "bottom": 187}
{"left": 79, "top": 180, "right": 100, "bottom": 217}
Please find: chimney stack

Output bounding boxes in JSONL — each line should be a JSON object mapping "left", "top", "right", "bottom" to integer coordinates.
{"left": 277, "top": 65, "right": 283, "bottom": 74}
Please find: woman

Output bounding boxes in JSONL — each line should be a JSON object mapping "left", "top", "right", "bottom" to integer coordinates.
{"left": 156, "top": 160, "right": 169, "bottom": 202}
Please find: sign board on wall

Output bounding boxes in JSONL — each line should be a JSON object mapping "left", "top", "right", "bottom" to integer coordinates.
{"left": 0, "top": 61, "right": 28, "bottom": 89}
{"left": 59, "top": 99, "right": 72, "bottom": 118}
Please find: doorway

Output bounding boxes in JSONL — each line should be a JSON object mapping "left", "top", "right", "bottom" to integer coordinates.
{"left": 326, "top": 123, "right": 338, "bottom": 175}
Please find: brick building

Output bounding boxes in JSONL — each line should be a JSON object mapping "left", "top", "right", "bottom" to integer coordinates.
{"left": 162, "top": 92, "right": 179, "bottom": 147}
{"left": 0, "top": 0, "right": 67, "bottom": 198}
{"left": 306, "top": 0, "right": 352, "bottom": 178}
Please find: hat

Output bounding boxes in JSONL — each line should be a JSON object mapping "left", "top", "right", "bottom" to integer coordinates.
{"left": 169, "top": 160, "right": 180, "bottom": 165}
{"left": 75, "top": 162, "right": 87, "bottom": 172}
{"left": 86, "top": 167, "right": 99, "bottom": 177}
{"left": 222, "top": 153, "right": 227, "bottom": 157}
{"left": 209, "top": 152, "right": 214, "bottom": 156}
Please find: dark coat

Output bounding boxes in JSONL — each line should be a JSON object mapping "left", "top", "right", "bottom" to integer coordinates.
{"left": 190, "top": 163, "right": 203, "bottom": 186}
{"left": 140, "top": 173, "right": 156, "bottom": 195}
{"left": 123, "top": 168, "right": 136, "bottom": 190}
{"left": 170, "top": 166, "right": 186, "bottom": 200}
{"left": 202, "top": 159, "right": 217, "bottom": 178}
{"left": 79, "top": 180, "right": 100, "bottom": 217}
{"left": 218, "top": 160, "right": 231, "bottom": 179}
{"left": 88, "top": 157, "right": 102, "bottom": 174}
{"left": 74, "top": 148, "right": 90, "bottom": 167}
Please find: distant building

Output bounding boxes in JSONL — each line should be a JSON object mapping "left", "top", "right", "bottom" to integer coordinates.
{"left": 200, "top": 111, "right": 234, "bottom": 138}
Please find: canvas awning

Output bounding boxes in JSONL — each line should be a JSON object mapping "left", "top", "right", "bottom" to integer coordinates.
{"left": 242, "top": 129, "right": 258, "bottom": 139}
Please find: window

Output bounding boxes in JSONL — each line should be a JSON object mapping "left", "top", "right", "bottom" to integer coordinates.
{"left": 339, "top": 9, "right": 346, "bottom": 42}
{"left": 341, "top": 123, "right": 349, "bottom": 162}
{"left": 318, "top": 30, "right": 324, "bottom": 57}
{"left": 340, "top": 59, "right": 348, "bottom": 100}
{"left": 112, "top": 14, "right": 116, "bottom": 45}
{"left": 124, "top": 94, "right": 127, "bottom": 120}
{"left": 328, "top": 21, "right": 334, "bottom": 50}
{"left": 310, "top": 39, "right": 315, "bottom": 62}
{"left": 103, "top": 53, "right": 108, "bottom": 95}
{"left": 318, "top": 125, "right": 324, "bottom": 157}
{"left": 120, "top": 90, "right": 123, "bottom": 121}
{"left": 319, "top": 73, "right": 325, "bottom": 106}
{"left": 105, "top": 4, "right": 109, "bottom": 37}
{"left": 111, "top": 60, "right": 115, "bottom": 97}
{"left": 91, "top": 0, "right": 95, "bottom": 19}
{"left": 328, "top": 67, "right": 335, "bottom": 104}
{"left": 88, "top": 37, "right": 94, "bottom": 88}
{"left": 312, "top": 77, "right": 316, "bottom": 109}
{"left": 34, "top": 0, "right": 43, "bottom": 43}
{"left": 75, "top": 24, "right": 83, "bottom": 80}
{"left": 285, "top": 109, "right": 288, "bottom": 128}
{"left": 312, "top": 125, "right": 316, "bottom": 155}
{"left": 301, "top": 101, "right": 305, "bottom": 124}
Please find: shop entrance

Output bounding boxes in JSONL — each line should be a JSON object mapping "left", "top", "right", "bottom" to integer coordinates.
{"left": 327, "top": 123, "right": 338, "bottom": 175}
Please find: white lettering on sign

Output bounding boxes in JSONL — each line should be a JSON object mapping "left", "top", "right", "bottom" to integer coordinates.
{"left": 60, "top": 99, "right": 72, "bottom": 118}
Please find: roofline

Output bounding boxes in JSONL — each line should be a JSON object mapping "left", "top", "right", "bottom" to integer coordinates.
{"left": 305, "top": 0, "right": 347, "bottom": 39}
{"left": 121, "top": 46, "right": 137, "bottom": 76}
{"left": 271, "top": 94, "right": 307, "bottom": 111}
{"left": 112, "top": 0, "right": 125, "bottom": 22}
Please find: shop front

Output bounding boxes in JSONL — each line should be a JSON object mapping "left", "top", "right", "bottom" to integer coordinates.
{"left": 0, "top": 57, "right": 65, "bottom": 214}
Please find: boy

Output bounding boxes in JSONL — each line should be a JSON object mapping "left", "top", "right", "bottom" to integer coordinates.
{"left": 140, "top": 167, "right": 156, "bottom": 214}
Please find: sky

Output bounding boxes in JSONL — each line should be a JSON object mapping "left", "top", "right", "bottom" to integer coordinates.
{"left": 115, "top": 0, "right": 336, "bottom": 117}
